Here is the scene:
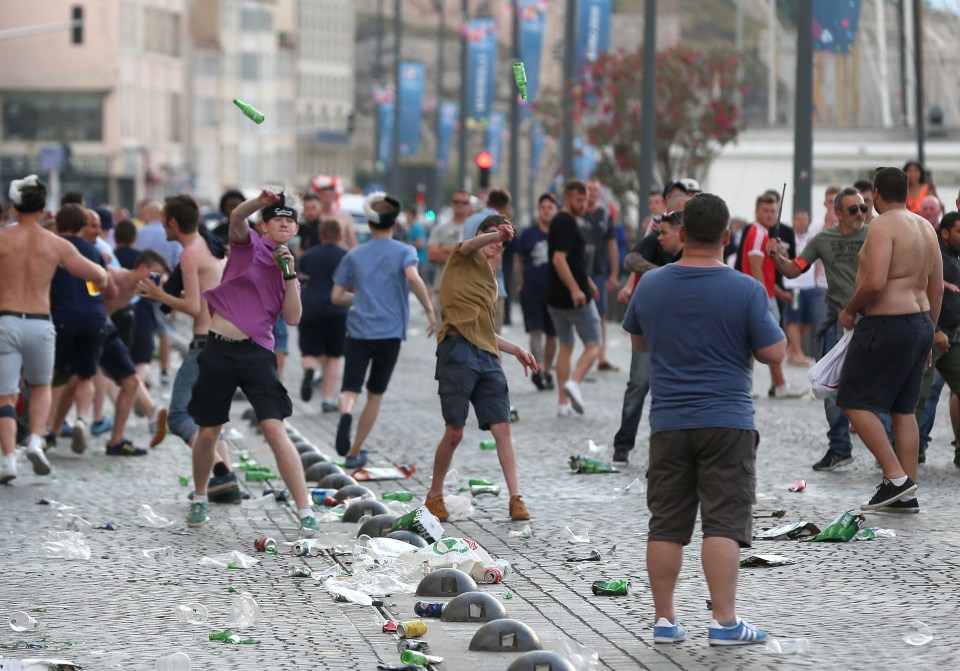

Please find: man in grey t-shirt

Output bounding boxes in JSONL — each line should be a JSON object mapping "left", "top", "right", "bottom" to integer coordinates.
{"left": 767, "top": 186, "right": 868, "bottom": 471}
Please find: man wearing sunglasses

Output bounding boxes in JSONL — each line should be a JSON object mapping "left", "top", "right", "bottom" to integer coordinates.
{"left": 767, "top": 186, "right": 869, "bottom": 471}
{"left": 427, "top": 190, "right": 474, "bottom": 313}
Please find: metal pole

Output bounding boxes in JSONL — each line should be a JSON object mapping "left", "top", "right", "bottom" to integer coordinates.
{"left": 561, "top": 0, "right": 577, "bottom": 181}
{"left": 875, "top": 0, "right": 893, "bottom": 128}
{"left": 389, "top": 0, "right": 402, "bottom": 195}
{"left": 457, "top": 0, "right": 469, "bottom": 189}
{"left": 638, "top": 0, "right": 657, "bottom": 213}
{"left": 374, "top": 0, "right": 384, "bottom": 173}
{"left": 897, "top": 0, "right": 908, "bottom": 123}
{"left": 509, "top": 0, "right": 520, "bottom": 208}
{"left": 734, "top": 0, "right": 744, "bottom": 112}
{"left": 913, "top": 0, "right": 924, "bottom": 165}
{"left": 433, "top": 0, "right": 445, "bottom": 209}
{"left": 767, "top": 0, "right": 777, "bottom": 126}
{"left": 793, "top": 0, "right": 813, "bottom": 216}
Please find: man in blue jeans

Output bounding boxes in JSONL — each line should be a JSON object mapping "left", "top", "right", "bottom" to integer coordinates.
{"left": 767, "top": 186, "right": 873, "bottom": 471}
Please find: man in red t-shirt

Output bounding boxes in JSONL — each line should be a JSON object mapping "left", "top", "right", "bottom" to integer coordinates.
{"left": 740, "top": 192, "right": 800, "bottom": 398}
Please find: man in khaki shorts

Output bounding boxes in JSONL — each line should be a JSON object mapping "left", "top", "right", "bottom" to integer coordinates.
{"left": 0, "top": 176, "right": 108, "bottom": 483}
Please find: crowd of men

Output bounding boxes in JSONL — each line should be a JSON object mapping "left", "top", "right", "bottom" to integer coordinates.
{"left": 0, "top": 163, "right": 953, "bottom": 646}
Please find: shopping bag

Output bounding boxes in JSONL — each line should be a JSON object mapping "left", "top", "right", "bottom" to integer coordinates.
{"left": 807, "top": 328, "right": 853, "bottom": 399}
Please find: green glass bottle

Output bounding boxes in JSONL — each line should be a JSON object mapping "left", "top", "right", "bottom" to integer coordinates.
{"left": 592, "top": 579, "right": 631, "bottom": 596}
{"left": 512, "top": 61, "right": 528, "bottom": 100}
{"left": 480, "top": 439, "right": 497, "bottom": 451}
{"left": 383, "top": 491, "right": 414, "bottom": 502}
{"left": 233, "top": 98, "right": 265, "bottom": 124}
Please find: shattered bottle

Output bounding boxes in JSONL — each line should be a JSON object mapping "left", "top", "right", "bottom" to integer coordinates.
{"left": 174, "top": 603, "right": 208, "bottom": 625}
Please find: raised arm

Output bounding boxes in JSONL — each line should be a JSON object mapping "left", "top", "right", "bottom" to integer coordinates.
{"left": 229, "top": 190, "right": 279, "bottom": 245}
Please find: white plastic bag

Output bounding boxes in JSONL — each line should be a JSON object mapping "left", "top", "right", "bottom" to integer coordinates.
{"left": 807, "top": 328, "right": 853, "bottom": 399}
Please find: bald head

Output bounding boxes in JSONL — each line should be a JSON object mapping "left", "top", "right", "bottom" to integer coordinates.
{"left": 919, "top": 195, "right": 941, "bottom": 227}
{"left": 142, "top": 201, "right": 162, "bottom": 222}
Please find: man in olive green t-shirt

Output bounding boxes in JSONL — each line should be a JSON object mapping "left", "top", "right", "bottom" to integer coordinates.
{"left": 767, "top": 186, "right": 869, "bottom": 471}
{"left": 425, "top": 214, "right": 537, "bottom": 522}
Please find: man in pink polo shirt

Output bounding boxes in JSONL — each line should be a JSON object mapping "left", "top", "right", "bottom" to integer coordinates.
{"left": 185, "top": 189, "right": 317, "bottom": 535}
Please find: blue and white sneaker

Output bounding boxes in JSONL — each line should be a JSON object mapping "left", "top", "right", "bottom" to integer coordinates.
{"left": 708, "top": 617, "right": 768, "bottom": 646}
{"left": 653, "top": 618, "right": 687, "bottom": 643}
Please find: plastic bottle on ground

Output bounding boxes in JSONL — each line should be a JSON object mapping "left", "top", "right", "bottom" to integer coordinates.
{"left": 155, "top": 651, "right": 191, "bottom": 671}
{"left": 8, "top": 611, "right": 40, "bottom": 632}
{"left": 174, "top": 603, "right": 208, "bottom": 624}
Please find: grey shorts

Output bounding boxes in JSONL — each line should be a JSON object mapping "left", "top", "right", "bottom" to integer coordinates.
{"left": 767, "top": 296, "right": 780, "bottom": 323}
{"left": 0, "top": 314, "right": 56, "bottom": 395}
{"left": 435, "top": 336, "right": 510, "bottom": 431}
{"left": 548, "top": 302, "right": 602, "bottom": 347}
{"left": 647, "top": 428, "right": 759, "bottom": 548}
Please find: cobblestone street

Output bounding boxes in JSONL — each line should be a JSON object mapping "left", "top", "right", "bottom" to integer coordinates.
{"left": 3, "top": 308, "right": 960, "bottom": 670}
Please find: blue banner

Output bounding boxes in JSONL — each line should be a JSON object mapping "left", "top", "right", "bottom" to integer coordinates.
{"left": 435, "top": 100, "right": 458, "bottom": 172}
{"left": 465, "top": 18, "right": 498, "bottom": 121}
{"left": 486, "top": 112, "right": 506, "bottom": 175}
{"left": 529, "top": 121, "right": 546, "bottom": 181}
{"left": 396, "top": 61, "right": 425, "bottom": 157}
{"left": 813, "top": 0, "right": 863, "bottom": 54}
{"left": 573, "top": 136, "right": 595, "bottom": 180}
{"left": 377, "top": 102, "right": 393, "bottom": 168}
{"left": 576, "top": 0, "right": 612, "bottom": 73}
{"left": 518, "top": 0, "right": 547, "bottom": 101}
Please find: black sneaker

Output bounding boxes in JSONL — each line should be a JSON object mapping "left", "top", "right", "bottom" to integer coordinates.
{"left": 812, "top": 449, "right": 853, "bottom": 471}
{"left": 954, "top": 447, "right": 960, "bottom": 468}
{"left": 918, "top": 451, "right": 926, "bottom": 464}
{"left": 612, "top": 448, "right": 630, "bottom": 463}
{"left": 300, "top": 368, "right": 314, "bottom": 402}
{"left": 336, "top": 413, "right": 353, "bottom": 456}
{"left": 105, "top": 439, "right": 147, "bottom": 457}
{"left": 861, "top": 477, "right": 917, "bottom": 511}
{"left": 531, "top": 371, "right": 546, "bottom": 391}
{"left": 208, "top": 472, "right": 243, "bottom": 504}
{"left": 879, "top": 497, "right": 920, "bottom": 514}
{"left": 543, "top": 373, "right": 555, "bottom": 390}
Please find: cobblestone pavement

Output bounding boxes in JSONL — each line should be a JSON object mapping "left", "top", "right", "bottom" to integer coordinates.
{"left": 3, "top": 307, "right": 960, "bottom": 670}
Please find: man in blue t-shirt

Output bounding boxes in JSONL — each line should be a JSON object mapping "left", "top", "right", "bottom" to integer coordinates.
{"left": 622, "top": 193, "right": 785, "bottom": 648}
{"left": 332, "top": 193, "right": 436, "bottom": 468}
{"left": 513, "top": 193, "right": 559, "bottom": 390}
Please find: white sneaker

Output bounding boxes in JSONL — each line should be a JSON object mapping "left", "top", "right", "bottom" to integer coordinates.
{"left": 26, "top": 437, "right": 51, "bottom": 476}
{"left": 563, "top": 380, "right": 585, "bottom": 414}
{"left": 71, "top": 419, "right": 87, "bottom": 454}
{"left": 0, "top": 457, "right": 16, "bottom": 484}
{"left": 769, "top": 384, "right": 804, "bottom": 399}
{"left": 557, "top": 403, "right": 574, "bottom": 418}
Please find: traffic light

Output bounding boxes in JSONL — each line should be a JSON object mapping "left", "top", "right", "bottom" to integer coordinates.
{"left": 71, "top": 6, "right": 84, "bottom": 44}
{"left": 475, "top": 151, "right": 493, "bottom": 190}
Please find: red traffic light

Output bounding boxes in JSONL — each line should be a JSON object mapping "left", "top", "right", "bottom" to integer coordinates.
{"left": 475, "top": 151, "right": 494, "bottom": 169}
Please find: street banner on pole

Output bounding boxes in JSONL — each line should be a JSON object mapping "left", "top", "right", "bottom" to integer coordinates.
{"left": 397, "top": 61, "right": 425, "bottom": 156}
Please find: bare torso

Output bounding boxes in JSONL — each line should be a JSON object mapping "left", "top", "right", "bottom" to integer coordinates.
{"left": 856, "top": 208, "right": 939, "bottom": 316}
{"left": 0, "top": 221, "right": 82, "bottom": 314}
{"left": 184, "top": 237, "right": 226, "bottom": 336}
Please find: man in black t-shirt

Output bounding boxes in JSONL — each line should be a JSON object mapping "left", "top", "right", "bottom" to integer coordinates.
{"left": 547, "top": 179, "right": 601, "bottom": 417}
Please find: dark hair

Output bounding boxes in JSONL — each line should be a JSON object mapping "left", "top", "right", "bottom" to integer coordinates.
{"left": 114, "top": 219, "right": 137, "bottom": 245}
{"left": 538, "top": 193, "right": 558, "bottom": 206}
{"left": 477, "top": 214, "right": 512, "bottom": 235}
{"left": 302, "top": 192, "right": 321, "bottom": 204}
{"left": 763, "top": 189, "right": 782, "bottom": 203}
{"left": 219, "top": 189, "right": 245, "bottom": 216}
{"left": 903, "top": 160, "right": 927, "bottom": 184}
{"left": 368, "top": 195, "right": 401, "bottom": 230}
{"left": 832, "top": 186, "right": 861, "bottom": 212}
{"left": 486, "top": 188, "right": 511, "bottom": 210}
{"left": 164, "top": 195, "right": 200, "bottom": 234}
{"left": 55, "top": 204, "right": 87, "bottom": 234}
{"left": 134, "top": 249, "right": 172, "bottom": 274}
{"left": 682, "top": 193, "right": 729, "bottom": 245}
{"left": 940, "top": 212, "right": 960, "bottom": 234}
{"left": 853, "top": 179, "right": 874, "bottom": 194}
{"left": 320, "top": 218, "right": 342, "bottom": 242}
{"left": 755, "top": 192, "right": 778, "bottom": 209}
{"left": 649, "top": 189, "right": 662, "bottom": 197}
{"left": 563, "top": 179, "right": 587, "bottom": 196}
{"left": 875, "top": 167, "right": 908, "bottom": 204}
{"left": 60, "top": 191, "right": 84, "bottom": 207}
{"left": 16, "top": 183, "right": 47, "bottom": 214}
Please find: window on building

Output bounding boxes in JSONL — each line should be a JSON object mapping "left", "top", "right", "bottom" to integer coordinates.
{"left": 241, "top": 53, "right": 260, "bottom": 80}
{"left": 2, "top": 93, "right": 104, "bottom": 142}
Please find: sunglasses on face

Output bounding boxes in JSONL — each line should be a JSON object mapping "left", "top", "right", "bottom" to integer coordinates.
{"left": 652, "top": 211, "right": 682, "bottom": 224}
{"left": 847, "top": 204, "right": 869, "bottom": 215}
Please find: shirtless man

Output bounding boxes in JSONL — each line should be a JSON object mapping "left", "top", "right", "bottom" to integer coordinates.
{"left": 837, "top": 167, "right": 943, "bottom": 513}
{"left": 0, "top": 176, "right": 107, "bottom": 483}
{"left": 313, "top": 176, "right": 358, "bottom": 249}
{"left": 135, "top": 195, "right": 240, "bottom": 502}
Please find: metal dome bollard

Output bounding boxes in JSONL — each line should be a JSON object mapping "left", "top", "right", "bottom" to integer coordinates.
{"left": 304, "top": 461, "right": 343, "bottom": 482}
{"left": 385, "top": 530, "right": 428, "bottom": 547}
{"left": 300, "top": 451, "right": 325, "bottom": 469}
{"left": 294, "top": 442, "right": 316, "bottom": 455}
{"left": 506, "top": 651, "right": 576, "bottom": 671}
{"left": 416, "top": 568, "right": 478, "bottom": 597}
{"left": 318, "top": 473, "right": 358, "bottom": 490}
{"left": 334, "top": 484, "right": 376, "bottom": 502}
{"left": 440, "top": 591, "right": 508, "bottom": 623}
{"left": 342, "top": 499, "right": 390, "bottom": 523}
{"left": 469, "top": 619, "right": 543, "bottom": 652}
{"left": 356, "top": 513, "right": 399, "bottom": 538}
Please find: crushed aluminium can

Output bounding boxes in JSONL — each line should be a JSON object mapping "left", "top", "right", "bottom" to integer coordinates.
{"left": 481, "top": 568, "right": 503, "bottom": 584}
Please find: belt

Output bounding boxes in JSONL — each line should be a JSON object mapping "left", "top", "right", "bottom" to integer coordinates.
{"left": 190, "top": 336, "right": 209, "bottom": 350}
{"left": 209, "top": 331, "right": 250, "bottom": 344}
{"left": 445, "top": 330, "right": 467, "bottom": 341}
{"left": 0, "top": 311, "right": 50, "bottom": 320}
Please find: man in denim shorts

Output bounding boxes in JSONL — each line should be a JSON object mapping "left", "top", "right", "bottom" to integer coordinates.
{"left": 623, "top": 193, "right": 785, "bottom": 646}
{"left": 547, "top": 179, "right": 601, "bottom": 417}
{"left": 424, "top": 215, "right": 535, "bottom": 522}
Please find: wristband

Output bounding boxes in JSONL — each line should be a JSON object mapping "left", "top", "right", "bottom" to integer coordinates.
{"left": 283, "top": 274, "right": 297, "bottom": 281}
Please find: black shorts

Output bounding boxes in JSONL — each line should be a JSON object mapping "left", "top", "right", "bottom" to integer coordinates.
{"left": 837, "top": 312, "right": 934, "bottom": 414}
{"left": 110, "top": 306, "right": 135, "bottom": 350}
{"left": 647, "top": 428, "right": 759, "bottom": 549}
{"left": 99, "top": 324, "right": 137, "bottom": 384}
{"left": 54, "top": 318, "right": 106, "bottom": 380}
{"left": 341, "top": 337, "right": 401, "bottom": 395}
{"left": 188, "top": 336, "right": 292, "bottom": 427}
{"left": 298, "top": 313, "right": 347, "bottom": 358}
{"left": 435, "top": 336, "right": 510, "bottom": 430}
{"left": 130, "top": 300, "right": 156, "bottom": 365}
{"left": 520, "top": 292, "right": 556, "bottom": 337}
